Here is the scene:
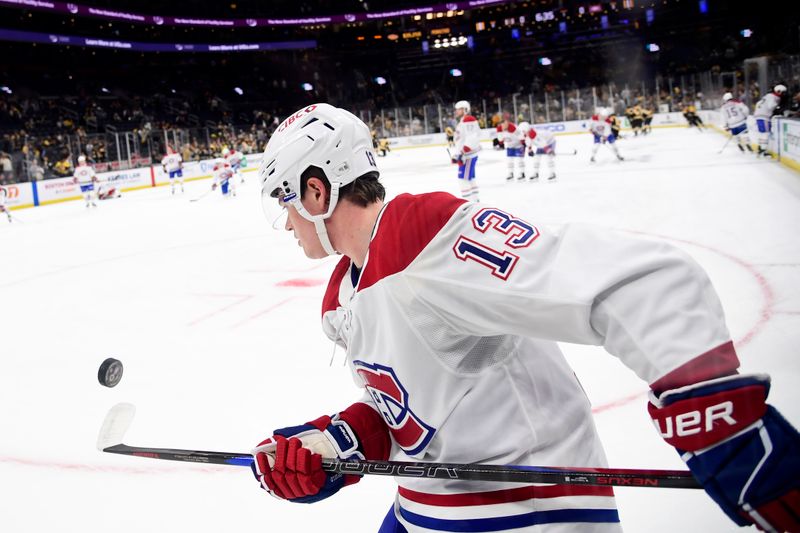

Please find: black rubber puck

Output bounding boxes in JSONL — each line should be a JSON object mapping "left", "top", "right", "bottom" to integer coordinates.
{"left": 98, "top": 358, "right": 124, "bottom": 387}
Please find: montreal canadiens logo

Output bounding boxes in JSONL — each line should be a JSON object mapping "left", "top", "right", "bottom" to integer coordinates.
{"left": 353, "top": 361, "right": 435, "bottom": 456}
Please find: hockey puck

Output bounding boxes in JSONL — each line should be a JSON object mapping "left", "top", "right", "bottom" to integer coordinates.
{"left": 98, "top": 358, "right": 124, "bottom": 388}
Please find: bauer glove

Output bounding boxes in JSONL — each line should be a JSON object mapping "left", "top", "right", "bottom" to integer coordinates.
{"left": 251, "top": 414, "right": 365, "bottom": 503}
{"left": 649, "top": 374, "right": 800, "bottom": 532}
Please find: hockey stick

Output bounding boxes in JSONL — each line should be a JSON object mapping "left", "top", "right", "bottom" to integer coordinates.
{"left": 97, "top": 403, "right": 700, "bottom": 489}
{"left": 190, "top": 188, "right": 214, "bottom": 202}
{"left": 554, "top": 148, "right": 578, "bottom": 156}
{"left": 717, "top": 135, "right": 734, "bottom": 154}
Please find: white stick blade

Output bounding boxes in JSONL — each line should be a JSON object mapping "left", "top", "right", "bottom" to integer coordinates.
{"left": 96, "top": 403, "right": 136, "bottom": 451}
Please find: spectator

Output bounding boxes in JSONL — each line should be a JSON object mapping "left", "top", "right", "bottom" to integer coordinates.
{"left": 0, "top": 152, "right": 13, "bottom": 184}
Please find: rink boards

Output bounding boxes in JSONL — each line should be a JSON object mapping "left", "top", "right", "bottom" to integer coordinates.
{"left": 3, "top": 113, "right": 798, "bottom": 211}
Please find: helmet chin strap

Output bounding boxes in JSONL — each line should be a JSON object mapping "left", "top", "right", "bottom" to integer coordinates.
{"left": 297, "top": 184, "right": 342, "bottom": 256}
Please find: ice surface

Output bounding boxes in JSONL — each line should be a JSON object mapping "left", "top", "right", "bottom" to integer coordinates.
{"left": 1, "top": 128, "right": 798, "bottom": 532}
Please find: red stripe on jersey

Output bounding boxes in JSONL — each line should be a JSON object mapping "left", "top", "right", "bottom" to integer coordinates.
{"left": 398, "top": 484, "right": 614, "bottom": 507}
{"left": 649, "top": 341, "right": 740, "bottom": 394}
{"left": 358, "top": 192, "right": 467, "bottom": 293}
{"left": 462, "top": 115, "right": 477, "bottom": 123}
{"left": 507, "top": 123, "right": 517, "bottom": 133}
{"left": 321, "top": 255, "right": 351, "bottom": 318}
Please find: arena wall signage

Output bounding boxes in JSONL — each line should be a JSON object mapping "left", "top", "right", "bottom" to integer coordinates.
{"left": 0, "top": 0, "right": 510, "bottom": 27}
{"left": 0, "top": 28, "right": 316, "bottom": 52}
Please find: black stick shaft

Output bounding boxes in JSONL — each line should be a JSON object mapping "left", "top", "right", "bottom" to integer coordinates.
{"left": 102, "top": 444, "right": 700, "bottom": 489}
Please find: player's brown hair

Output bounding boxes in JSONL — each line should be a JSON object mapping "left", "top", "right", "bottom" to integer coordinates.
{"left": 300, "top": 166, "right": 384, "bottom": 208}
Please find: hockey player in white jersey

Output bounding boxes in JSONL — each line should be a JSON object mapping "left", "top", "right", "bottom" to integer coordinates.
{"left": 211, "top": 157, "right": 235, "bottom": 197}
{"left": 720, "top": 93, "right": 753, "bottom": 153}
{"left": 0, "top": 186, "right": 11, "bottom": 222}
{"left": 223, "top": 147, "right": 246, "bottom": 183}
{"left": 251, "top": 103, "right": 800, "bottom": 533}
{"left": 72, "top": 155, "right": 98, "bottom": 207}
{"left": 753, "top": 84, "right": 787, "bottom": 156}
{"left": 497, "top": 116, "right": 526, "bottom": 181}
{"left": 520, "top": 122, "right": 556, "bottom": 181}
{"left": 451, "top": 100, "right": 481, "bottom": 201}
{"left": 161, "top": 147, "right": 184, "bottom": 194}
{"left": 589, "top": 109, "right": 623, "bottom": 163}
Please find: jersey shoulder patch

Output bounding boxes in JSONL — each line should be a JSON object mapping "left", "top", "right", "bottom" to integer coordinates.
{"left": 359, "top": 192, "right": 467, "bottom": 292}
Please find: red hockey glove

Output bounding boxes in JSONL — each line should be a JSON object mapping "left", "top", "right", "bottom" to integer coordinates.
{"left": 649, "top": 374, "right": 800, "bottom": 532}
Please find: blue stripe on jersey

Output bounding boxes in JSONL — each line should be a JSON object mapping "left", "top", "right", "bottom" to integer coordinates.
{"left": 399, "top": 506, "right": 620, "bottom": 532}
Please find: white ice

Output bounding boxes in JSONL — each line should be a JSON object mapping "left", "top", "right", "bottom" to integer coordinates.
{"left": 1, "top": 127, "right": 798, "bottom": 532}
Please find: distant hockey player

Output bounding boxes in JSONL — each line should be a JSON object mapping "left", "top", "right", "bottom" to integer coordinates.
{"left": 0, "top": 186, "right": 11, "bottom": 222}
{"left": 608, "top": 112, "right": 622, "bottom": 139}
{"left": 683, "top": 103, "right": 705, "bottom": 130}
{"left": 520, "top": 122, "right": 556, "bottom": 181}
{"left": 252, "top": 103, "right": 800, "bottom": 533}
{"left": 161, "top": 147, "right": 184, "bottom": 194}
{"left": 753, "top": 84, "right": 787, "bottom": 156}
{"left": 72, "top": 155, "right": 98, "bottom": 207}
{"left": 376, "top": 137, "right": 391, "bottom": 157}
{"left": 589, "top": 109, "right": 624, "bottom": 162}
{"left": 444, "top": 125, "right": 455, "bottom": 148}
{"left": 96, "top": 182, "right": 122, "bottom": 200}
{"left": 223, "top": 147, "right": 246, "bottom": 183}
{"left": 641, "top": 107, "right": 654, "bottom": 134}
{"left": 497, "top": 115, "right": 526, "bottom": 181}
{"left": 451, "top": 100, "right": 481, "bottom": 201}
{"left": 720, "top": 92, "right": 753, "bottom": 153}
{"left": 211, "top": 158, "right": 235, "bottom": 197}
{"left": 628, "top": 104, "right": 644, "bottom": 136}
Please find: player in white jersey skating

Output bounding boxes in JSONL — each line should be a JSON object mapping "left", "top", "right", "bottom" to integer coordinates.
{"left": 223, "top": 147, "right": 246, "bottom": 183}
{"left": 161, "top": 147, "right": 184, "bottom": 194}
{"left": 251, "top": 103, "right": 800, "bottom": 533}
{"left": 520, "top": 122, "right": 556, "bottom": 181}
{"left": 0, "top": 186, "right": 11, "bottom": 222}
{"left": 72, "top": 155, "right": 98, "bottom": 207}
{"left": 589, "top": 109, "right": 623, "bottom": 162}
{"left": 451, "top": 100, "right": 481, "bottom": 201}
{"left": 211, "top": 158, "right": 235, "bottom": 197}
{"left": 720, "top": 93, "right": 753, "bottom": 153}
{"left": 753, "top": 84, "right": 787, "bottom": 156}
{"left": 497, "top": 116, "right": 526, "bottom": 181}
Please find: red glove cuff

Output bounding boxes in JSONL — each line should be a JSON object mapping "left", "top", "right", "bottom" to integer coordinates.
{"left": 649, "top": 384, "right": 767, "bottom": 451}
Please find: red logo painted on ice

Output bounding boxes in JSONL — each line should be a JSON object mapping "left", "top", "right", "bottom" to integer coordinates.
{"left": 353, "top": 361, "right": 435, "bottom": 456}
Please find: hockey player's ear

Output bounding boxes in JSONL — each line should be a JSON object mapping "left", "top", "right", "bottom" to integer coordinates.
{"left": 304, "top": 176, "right": 329, "bottom": 214}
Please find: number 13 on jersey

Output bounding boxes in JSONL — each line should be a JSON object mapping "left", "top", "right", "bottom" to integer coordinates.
{"left": 452, "top": 207, "right": 539, "bottom": 280}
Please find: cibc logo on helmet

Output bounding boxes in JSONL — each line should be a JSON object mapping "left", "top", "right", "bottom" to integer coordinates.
{"left": 277, "top": 104, "right": 319, "bottom": 133}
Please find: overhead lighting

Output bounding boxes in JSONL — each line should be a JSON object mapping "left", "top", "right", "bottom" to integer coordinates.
{"left": 741, "top": 29, "right": 753, "bottom": 38}
{"left": 301, "top": 83, "right": 313, "bottom": 91}
{"left": 100, "top": 87, "right": 110, "bottom": 93}
{"left": 450, "top": 68, "right": 462, "bottom": 77}
{"left": 646, "top": 43, "right": 660, "bottom": 52}
{"left": 539, "top": 57, "right": 552, "bottom": 66}
{"left": 1, "top": 86, "right": 12, "bottom": 94}
{"left": 375, "top": 76, "right": 387, "bottom": 85}
{"left": 233, "top": 87, "right": 244, "bottom": 95}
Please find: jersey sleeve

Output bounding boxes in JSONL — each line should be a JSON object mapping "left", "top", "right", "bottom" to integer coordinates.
{"left": 402, "top": 203, "right": 738, "bottom": 390}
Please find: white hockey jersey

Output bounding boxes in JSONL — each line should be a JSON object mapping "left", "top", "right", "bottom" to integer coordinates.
{"left": 528, "top": 128, "right": 556, "bottom": 149}
{"left": 589, "top": 116, "right": 612, "bottom": 138}
{"left": 0, "top": 187, "right": 7, "bottom": 208}
{"left": 213, "top": 160, "right": 233, "bottom": 184}
{"left": 497, "top": 122, "right": 525, "bottom": 149}
{"left": 73, "top": 164, "right": 96, "bottom": 185}
{"left": 453, "top": 115, "right": 482, "bottom": 159}
{"left": 753, "top": 92, "right": 781, "bottom": 119}
{"left": 721, "top": 99, "right": 749, "bottom": 129}
{"left": 225, "top": 150, "right": 244, "bottom": 167}
{"left": 321, "top": 192, "right": 737, "bottom": 532}
{"left": 161, "top": 153, "right": 183, "bottom": 172}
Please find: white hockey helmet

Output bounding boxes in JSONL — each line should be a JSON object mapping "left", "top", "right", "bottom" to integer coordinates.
{"left": 774, "top": 84, "right": 787, "bottom": 94}
{"left": 454, "top": 100, "right": 470, "bottom": 112}
{"left": 259, "top": 103, "right": 378, "bottom": 256}
{"left": 77, "top": 155, "right": 86, "bottom": 163}
{"left": 221, "top": 147, "right": 230, "bottom": 157}
{"left": 517, "top": 121, "right": 531, "bottom": 133}
{"left": 722, "top": 92, "right": 733, "bottom": 102}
